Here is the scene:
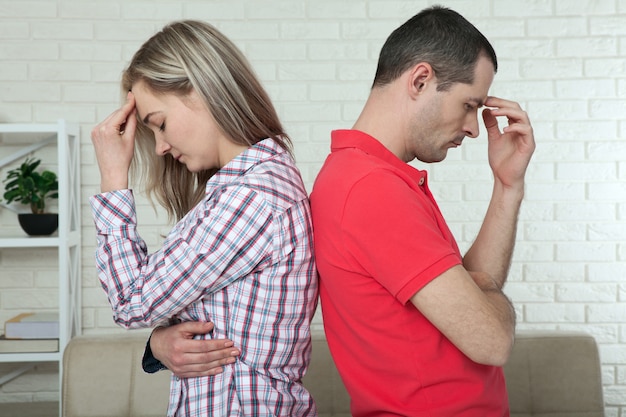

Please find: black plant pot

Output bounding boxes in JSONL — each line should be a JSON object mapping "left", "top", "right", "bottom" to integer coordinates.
{"left": 18, "top": 213, "right": 59, "bottom": 236}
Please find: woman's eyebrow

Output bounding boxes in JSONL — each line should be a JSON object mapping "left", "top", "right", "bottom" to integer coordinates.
{"left": 142, "top": 111, "right": 160, "bottom": 125}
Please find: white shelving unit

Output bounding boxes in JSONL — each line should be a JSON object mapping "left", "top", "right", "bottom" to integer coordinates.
{"left": 0, "top": 120, "right": 81, "bottom": 414}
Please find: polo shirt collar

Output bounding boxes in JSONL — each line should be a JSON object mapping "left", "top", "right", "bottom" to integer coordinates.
{"left": 331, "top": 129, "right": 427, "bottom": 185}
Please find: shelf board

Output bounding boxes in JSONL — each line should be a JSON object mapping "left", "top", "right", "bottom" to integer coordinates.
{"left": 0, "top": 123, "right": 62, "bottom": 133}
{"left": 0, "top": 231, "right": 80, "bottom": 248}
{"left": 0, "top": 236, "right": 61, "bottom": 248}
{"left": 0, "top": 351, "right": 60, "bottom": 362}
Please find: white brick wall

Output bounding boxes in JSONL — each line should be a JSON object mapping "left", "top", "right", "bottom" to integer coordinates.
{"left": 0, "top": 0, "right": 624, "bottom": 414}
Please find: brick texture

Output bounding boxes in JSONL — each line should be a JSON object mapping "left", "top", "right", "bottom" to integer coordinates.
{"left": 0, "top": 0, "right": 625, "bottom": 414}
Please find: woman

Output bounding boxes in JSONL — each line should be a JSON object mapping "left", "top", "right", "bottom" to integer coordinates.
{"left": 90, "top": 20, "right": 318, "bottom": 416}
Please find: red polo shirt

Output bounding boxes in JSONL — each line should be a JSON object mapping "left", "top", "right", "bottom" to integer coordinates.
{"left": 310, "top": 129, "right": 509, "bottom": 417}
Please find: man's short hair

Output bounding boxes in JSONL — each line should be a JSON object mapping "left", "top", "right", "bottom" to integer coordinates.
{"left": 373, "top": 5, "right": 497, "bottom": 91}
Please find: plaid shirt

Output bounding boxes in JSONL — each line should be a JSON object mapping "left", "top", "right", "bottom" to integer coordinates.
{"left": 90, "top": 139, "right": 319, "bottom": 417}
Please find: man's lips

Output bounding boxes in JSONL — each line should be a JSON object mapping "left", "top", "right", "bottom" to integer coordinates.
{"left": 451, "top": 137, "right": 465, "bottom": 147}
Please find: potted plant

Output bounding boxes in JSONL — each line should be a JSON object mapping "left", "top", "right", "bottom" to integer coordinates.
{"left": 2, "top": 157, "right": 59, "bottom": 236}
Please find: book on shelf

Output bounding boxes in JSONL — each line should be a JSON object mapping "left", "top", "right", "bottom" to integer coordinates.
{"left": 4, "top": 312, "right": 59, "bottom": 339}
{"left": 0, "top": 335, "right": 58, "bottom": 353}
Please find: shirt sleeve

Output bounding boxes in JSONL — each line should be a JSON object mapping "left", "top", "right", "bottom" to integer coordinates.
{"left": 340, "top": 170, "right": 462, "bottom": 304}
{"left": 90, "top": 187, "right": 273, "bottom": 328}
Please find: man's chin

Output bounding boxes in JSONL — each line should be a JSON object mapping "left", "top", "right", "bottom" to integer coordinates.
{"left": 417, "top": 154, "right": 446, "bottom": 164}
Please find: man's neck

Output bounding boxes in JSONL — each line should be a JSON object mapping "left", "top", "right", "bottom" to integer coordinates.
{"left": 353, "top": 89, "right": 412, "bottom": 163}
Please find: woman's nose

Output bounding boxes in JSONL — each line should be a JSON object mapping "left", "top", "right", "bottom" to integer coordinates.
{"left": 155, "top": 137, "right": 171, "bottom": 156}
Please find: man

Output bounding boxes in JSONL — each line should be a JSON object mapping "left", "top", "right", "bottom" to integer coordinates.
{"left": 309, "top": 6, "right": 535, "bottom": 417}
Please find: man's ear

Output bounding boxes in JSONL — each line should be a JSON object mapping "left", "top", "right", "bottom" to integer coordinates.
{"left": 407, "top": 62, "right": 435, "bottom": 99}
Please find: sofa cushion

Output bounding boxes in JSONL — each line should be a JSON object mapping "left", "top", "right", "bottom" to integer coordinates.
{"left": 303, "top": 337, "right": 351, "bottom": 417}
{"left": 63, "top": 330, "right": 605, "bottom": 417}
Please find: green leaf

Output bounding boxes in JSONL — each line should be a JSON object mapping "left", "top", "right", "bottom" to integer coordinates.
{"left": 1, "top": 157, "right": 58, "bottom": 211}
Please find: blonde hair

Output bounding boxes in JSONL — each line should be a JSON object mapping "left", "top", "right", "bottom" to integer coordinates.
{"left": 122, "top": 20, "right": 290, "bottom": 221}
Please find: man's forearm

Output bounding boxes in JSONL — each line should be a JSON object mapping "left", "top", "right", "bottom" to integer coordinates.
{"left": 463, "top": 181, "right": 524, "bottom": 288}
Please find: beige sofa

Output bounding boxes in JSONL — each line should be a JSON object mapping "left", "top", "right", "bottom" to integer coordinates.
{"left": 62, "top": 331, "right": 604, "bottom": 417}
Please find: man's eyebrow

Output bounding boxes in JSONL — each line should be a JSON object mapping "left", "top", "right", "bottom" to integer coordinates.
{"left": 468, "top": 97, "right": 485, "bottom": 107}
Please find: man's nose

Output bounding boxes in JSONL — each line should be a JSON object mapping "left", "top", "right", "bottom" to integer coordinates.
{"left": 464, "top": 116, "right": 479, "bottom": 138}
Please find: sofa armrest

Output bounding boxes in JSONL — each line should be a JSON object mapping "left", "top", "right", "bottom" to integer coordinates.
{"left": 504, "top": 331, "right": 605, "bottom": 417}
{"left": 62, "top": 333, "right": 170, "bottom": 417}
